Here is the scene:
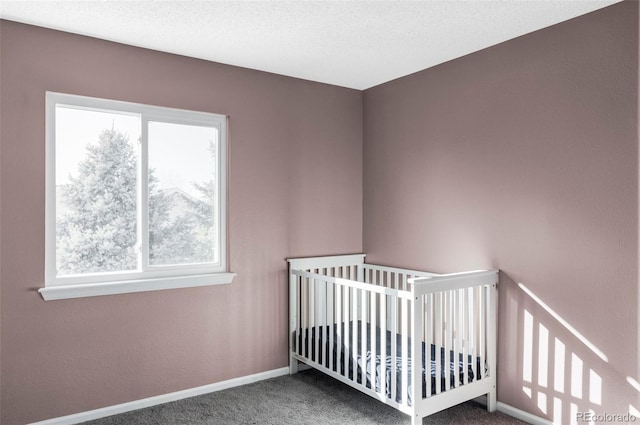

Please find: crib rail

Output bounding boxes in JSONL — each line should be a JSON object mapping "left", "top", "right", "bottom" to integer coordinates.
{"left": 288, "top": 253, "right": 364, "bottom": 279}
{"left": 288, "top": 256, "right": 498, "bottom": 423}
{"left": 362, "top": 263, "right": 438, "bottom": 291}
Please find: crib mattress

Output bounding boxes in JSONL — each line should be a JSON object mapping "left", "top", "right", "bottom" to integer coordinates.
{"left": 296, "top": 321, "right": 482, "bottom": 404}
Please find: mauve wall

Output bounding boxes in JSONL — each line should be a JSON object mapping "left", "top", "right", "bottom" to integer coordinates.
{"left": 0, "top": 21, "right": 362, "bottom": 423}
{"left": 364, "top": 1, "right": 638, "bottom": 422}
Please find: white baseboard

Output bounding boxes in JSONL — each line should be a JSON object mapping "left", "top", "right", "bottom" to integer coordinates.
{"left": 30, "top": 366, "right": 290, "bottom": 425}
{"left": 474, "top": 396, "right": 552, "bottom": 425}
{"left": 497, "top": 402, "right": 553, "bottom": 425}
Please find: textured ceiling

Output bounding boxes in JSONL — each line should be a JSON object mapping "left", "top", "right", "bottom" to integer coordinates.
{"left": 0, "top": 0, "right": 622, "bottom": 89}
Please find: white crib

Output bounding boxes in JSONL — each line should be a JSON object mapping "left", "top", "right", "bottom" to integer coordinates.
{"left": 288, "top": 254, "right": 498, "bottom": 425}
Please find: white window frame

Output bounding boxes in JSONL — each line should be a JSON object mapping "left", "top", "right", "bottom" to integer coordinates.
{"left": 40, "top": 92, "right": 234, "bottom": 300}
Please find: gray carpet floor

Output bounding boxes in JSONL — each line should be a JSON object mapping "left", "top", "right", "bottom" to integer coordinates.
{"left": 83, "top": 369, "right": 526, "bottom": 425}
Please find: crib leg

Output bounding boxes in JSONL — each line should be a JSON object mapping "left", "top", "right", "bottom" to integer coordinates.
{"left": 290, "top": 353, "right": 299, "bottom": 375}
{"left": 411, "top": 413, "right": 421, "bottom": 425}
{"left": 487, "top": 387, "right": 497, "bottom": 412}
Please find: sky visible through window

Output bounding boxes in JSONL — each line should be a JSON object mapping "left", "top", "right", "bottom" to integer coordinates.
{"left": 55, "top": 107, "right": 217, "bottom": 198}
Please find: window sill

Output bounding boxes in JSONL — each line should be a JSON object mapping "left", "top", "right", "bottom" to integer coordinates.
{"left": 38, "top": 273, "right": 236, "bottom": 301}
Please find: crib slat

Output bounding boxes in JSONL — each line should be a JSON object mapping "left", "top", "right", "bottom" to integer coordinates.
{"left": 463, "top": 287, "right": 469, "bottom": 386}
{"left": 295, "top": 275, "right": 300, "bottom": 356}
{"left": 314, "top": 278, "right": 320, "bottom": 365}
{"left": 361, "top": 287, "right": 367, "bottom": 386}
{"left": 471, "top": 286, "right": 477, "bottom": 380}
{"left": 319, "top": 277, "right": 325, "bottom": 365}
{"left": 328, "top": 268, "right": 335, "bottom": 370}
{"left": 380, "top": 293, "right": 387, "bottom": 399}
{"left": 352, "top": 286, "right": 358, "bottom": 383}
{"left": 461, "top": 287, "right": 467, "bottom": 387}
{"left": 323, "top": 278, "right": 329, "bottom": 369}
{"left": 426, "top": 293, "right": 432, "bottom": 398}
{"left": 401, "top": 298, "right": 409, "bottom": 406}
{"left": 370, "top": 290, "right": 377, "bottom": 394}
{"left": 307, "top": 277, "right": 313, "bottom": 360}
{"left": 487, "top": 284, "right": 493, "bottom": 379}
{"left": 321, "top": 272, "right": 333, "bottom": 369}
{"left": 470, "top": 287, "right": 475, "bottom": 384}
{"left": 321, "top": 277, "right": 328, "bottom": 367}
{"left": 469, "top": 287, "right": 478, "bottom": 375}
{"left": 327, "top": 277, "right": 331, "bottom": 369}
{"left": 320, "top": 277, "right": 325, "bottom": 365}
{"left": 342, "top": 286, "right": 353, "bottom": 377}
{"left": 478, "top": 285, "right": 485, "bottom": 381}
{"left": 300, "top": 278, "right": 310, "bottom": 357}
{"left": 455, "top": 288, "right": 462, "bottom": 388}
{"left": 390, "top": 297, "right": 397, "bottom": 403}
{"left": 343, "top": 284, "right": 350, "bottom": 378}
{"left": 388, "top": 273, "right": 398, "bottom": 326}
{"left": 411, "top": 291, "right": 424, "bottom": 407}
{"left": 444, "top": 290, "right": 452, "bottom": 391}
{"left": 335, "top": 280, "right": 342, "bottom": 374}
{"left": 434, "top": 292, "right": 442, "bottom": 395}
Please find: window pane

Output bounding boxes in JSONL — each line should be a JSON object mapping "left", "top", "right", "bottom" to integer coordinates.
{"left": 148, "top": 121, "right": 218, "bottom": 266}
{"left": 55, "top": 106, "right": 140, "bottom": 276}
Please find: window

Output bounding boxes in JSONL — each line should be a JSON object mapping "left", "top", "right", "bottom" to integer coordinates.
{"left": 40, "top": 92, "right": 234, "bottom": 300}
